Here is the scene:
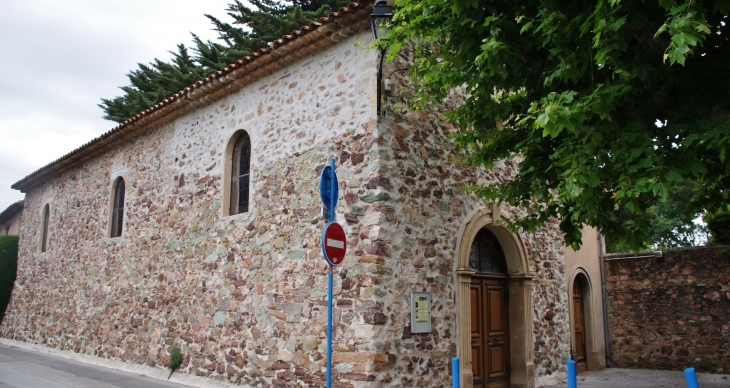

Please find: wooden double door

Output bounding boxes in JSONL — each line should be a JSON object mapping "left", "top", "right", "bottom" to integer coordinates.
{"left": 470, "top": 276, "right": 510, "bottom": 387}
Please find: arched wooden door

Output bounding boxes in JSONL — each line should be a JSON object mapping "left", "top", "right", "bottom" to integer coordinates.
{"left": 469, "top": 228, "right": 510, "bottom": 387}
{"left": 572, "top": 276, "right": 588, "bottom": 373}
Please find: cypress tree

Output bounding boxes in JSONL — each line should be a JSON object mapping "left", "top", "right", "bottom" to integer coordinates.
{"left": 100, "top": 0, "right": 351, "bottom": 123}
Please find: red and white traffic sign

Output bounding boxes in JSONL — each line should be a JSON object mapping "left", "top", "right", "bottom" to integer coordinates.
{"left": 321, "top": 222, "right": 346, "bottom": 266}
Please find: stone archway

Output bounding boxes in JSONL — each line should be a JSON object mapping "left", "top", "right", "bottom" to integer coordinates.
{"left": 569, "top": 269, "right": 599, "bottom": 371}
{"left": 455, "top": 207, "right": 535, "bottom": 388}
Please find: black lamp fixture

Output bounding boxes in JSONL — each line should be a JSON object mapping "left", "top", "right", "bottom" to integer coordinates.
{"left": 370, "top": 1, "right": 393, "bottom": 43}
{"left": 370, "top": 1, "right": 393, "bottom": 116}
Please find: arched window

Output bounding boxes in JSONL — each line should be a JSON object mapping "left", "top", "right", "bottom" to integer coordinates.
{"left": 110, "top": 178, "right": 125, "bottom": 237}
{"left": 40, "top": 204, "right": 50, "bottom": 252}
{"left": 468, "top": 228, "right": 507, "bottom": 274}
{"left": 230, "top": 132, "right": 251, "bottom": 215}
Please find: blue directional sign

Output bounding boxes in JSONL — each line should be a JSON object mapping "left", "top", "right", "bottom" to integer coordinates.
{"left": 319, "top": 163, "right": 338, "bottom": 213}
{"left": 318, "top": 158, "right": 341, "bottom": 388}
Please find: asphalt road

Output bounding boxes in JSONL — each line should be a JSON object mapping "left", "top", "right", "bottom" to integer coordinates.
{"left": 543, "top": 367, "right": 730, "bottom": 388}
{"left": 0, "top": 344, "right": 194, "bottom": 388}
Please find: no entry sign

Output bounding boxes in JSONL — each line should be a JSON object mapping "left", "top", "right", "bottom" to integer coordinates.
{"left": 321, "top": 222, "right": 346, "bottom": 266}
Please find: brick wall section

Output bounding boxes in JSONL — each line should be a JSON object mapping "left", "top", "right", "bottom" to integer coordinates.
{"left": 605, "top": 246, "right": 730, "bottom": 373}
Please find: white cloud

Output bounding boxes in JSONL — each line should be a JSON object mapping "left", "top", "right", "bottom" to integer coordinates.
{"left": 0, "top": 0, "right": 235, "bottom": 211}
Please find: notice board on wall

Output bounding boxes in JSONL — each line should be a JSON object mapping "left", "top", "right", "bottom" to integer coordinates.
{"left": 410, "top": 292, "right": 431, "bottom": 333}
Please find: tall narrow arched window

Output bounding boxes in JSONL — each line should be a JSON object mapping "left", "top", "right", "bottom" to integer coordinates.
{"left": 230, "top": 132, "right": 251, "bottom": 214}
{"left": 110, "top": 178, "right": 125, "bottom": 237}
{"left": 40, "top": 203, "right": 50, "bottom": 252}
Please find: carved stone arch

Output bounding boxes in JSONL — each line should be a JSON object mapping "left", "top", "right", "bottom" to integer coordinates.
{"left": 455, "top": 207, "right": 535, "bottom": 388}
{"left": 568, "top": 268, "right": 599, "bottom": 370}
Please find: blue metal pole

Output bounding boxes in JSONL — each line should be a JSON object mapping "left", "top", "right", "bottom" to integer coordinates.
{"left": 326, "top": 268, "right": 333, "bottom": 388}
{"left": 684, "top": 368, "right": 699, "bottom": 388}
{"left": 567, "top": 360, "right": 576, "bottom": 388}
{"left": 451, "top": 357, "right": 460, "bottom": 388}
{"left": 326, "top": 158, "right": 336, "bottom": 388}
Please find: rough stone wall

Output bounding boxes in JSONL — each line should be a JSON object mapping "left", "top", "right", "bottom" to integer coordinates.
{"left": 361, "top": 47, "right": 572, "bottom": 387}
{"left": 529, "top": 233, "right": 572, "bottom": 385}
{"left": 605, "top": 246, "right": 730, "bottom": 373}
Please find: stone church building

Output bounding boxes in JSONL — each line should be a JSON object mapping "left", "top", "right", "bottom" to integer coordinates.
{"left": 0, "top": 2, "right": 606, "bottom": 387}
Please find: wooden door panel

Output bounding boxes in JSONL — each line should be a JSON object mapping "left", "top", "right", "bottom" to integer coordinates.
{"left": 473, "top": 348, "right": 484, "bottom": 386}
{"left": 487, "top": 288, "right": 503, "bottom": 334}
{"left": 486, "top": 283, "right": 508, "bottom": 387}
{"left": 472, "top": 279, "right": 509, "bottom": 388}
{"left": 488, "top": 346, "right": 503, "bottom": 373}
{"left": 573, "top": 300, "right": 583, "bottom": 330}
{"left": 471, "top": 287, "right": 481, "bottom": 337}
{"left": 573, "top": 278, "right": 588, "bottom": 373}
{"left": 573, "top": 300, "right": 585, "bottom": 361}
{"left": 471, "top": 284, "right": 485, "bottom": 385}
{"left": 574, "top": 332, "right": 585, "bottom": 359}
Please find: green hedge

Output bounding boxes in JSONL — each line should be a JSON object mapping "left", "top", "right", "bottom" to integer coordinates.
{"left": 0, "top": 235, "right": 19, "bottom": 322}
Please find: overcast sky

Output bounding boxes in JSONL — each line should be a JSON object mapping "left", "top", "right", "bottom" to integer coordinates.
{"left": 0, "top": 0, "right": 237, "bottom": 212}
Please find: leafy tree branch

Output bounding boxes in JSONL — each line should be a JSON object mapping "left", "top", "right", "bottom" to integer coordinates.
{"left": 389, "top": 0, "right": 730, "bottom": 250}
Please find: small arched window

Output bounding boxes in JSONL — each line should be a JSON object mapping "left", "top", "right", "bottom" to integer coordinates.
{"left": 110, "top": 178, "right": 125, "bottom": 237}
{"left": 230, "top": 132, "right": 251, "bottom": 214}
{"left": 40, "top": 203, "right": 50, "bottom": 252}
{"left": 468, "top": 228, "right": 507, "bottom": 274}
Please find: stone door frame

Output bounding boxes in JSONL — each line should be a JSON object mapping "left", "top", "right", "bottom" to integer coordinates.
{"left": 455, "top": 207, "right": 535, "bottom": 388}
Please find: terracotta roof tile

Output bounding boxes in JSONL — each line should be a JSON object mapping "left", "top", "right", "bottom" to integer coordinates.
{"left": 13, "top": 1, "right": 373, "bottom": 192}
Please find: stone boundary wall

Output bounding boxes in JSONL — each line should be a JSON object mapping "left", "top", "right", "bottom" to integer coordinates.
{"left": 605, "top": 246, "right": 730, "bottom": 373}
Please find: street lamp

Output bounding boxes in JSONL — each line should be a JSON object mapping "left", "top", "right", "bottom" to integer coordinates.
{"left": 370, "top": 1, "right": 393, "bottom": 116}
{"left": 370, "top": 1, "right": 393, "bottom": 43}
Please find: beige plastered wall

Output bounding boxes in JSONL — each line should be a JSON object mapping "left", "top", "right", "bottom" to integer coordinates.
{"left": 563, "top": 227, "right": 606, "bottom": 370}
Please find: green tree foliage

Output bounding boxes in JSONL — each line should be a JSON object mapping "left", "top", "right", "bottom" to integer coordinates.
{"left": 607, "top": 181, "right": 708, "bottom": 252}
{"left": 100, "top": 0, "right": 351, "bottom": 123}
{"left": 100, "top": 45, "right": 207, "bottom": 122}
{"left": 388, "top": 0, "right": 730, "bottom": 250}
{"left": 0, "top": 235, "right": 19, "bottom": 322}
{"left": 647, "top": 182, "right": 707, "bottom": 249}
{"left": 705, "top": 211, "right": 730, "bottom": 244}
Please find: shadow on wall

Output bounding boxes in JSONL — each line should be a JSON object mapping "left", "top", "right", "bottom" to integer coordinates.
{"left": 0, "top": 235, "right": 19, "bottom": 322}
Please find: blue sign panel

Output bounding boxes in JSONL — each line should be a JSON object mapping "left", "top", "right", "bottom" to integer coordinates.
{"left": 319, "top": 163, "right": 338, "bottom": 211}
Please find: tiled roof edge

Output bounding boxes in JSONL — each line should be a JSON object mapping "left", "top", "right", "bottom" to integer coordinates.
{"left": 12, "top": 1, "right": 372, "bottom": 193}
